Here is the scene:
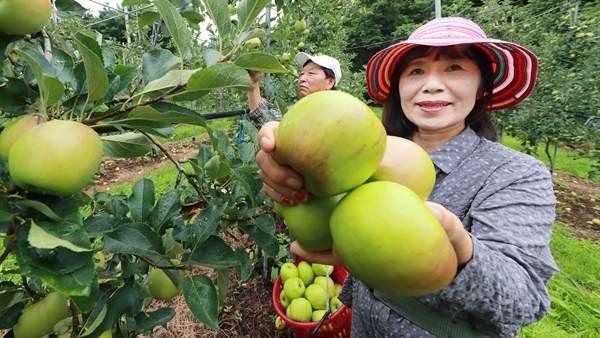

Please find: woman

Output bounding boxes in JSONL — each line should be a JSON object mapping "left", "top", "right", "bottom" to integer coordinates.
{"left": 247, "top": 52, "right": 341, "bottom": 127}
{"left": 256, "top": 17, "right": 559, "bottom": 337}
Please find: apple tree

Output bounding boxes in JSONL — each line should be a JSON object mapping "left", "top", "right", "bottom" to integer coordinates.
{"left": 0, "top": 0, "right": 292, "bottom": 336}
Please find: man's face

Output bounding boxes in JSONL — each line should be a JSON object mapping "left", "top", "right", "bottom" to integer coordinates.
{"left": 298, "top": 62, "right": 335, "bottom": 97}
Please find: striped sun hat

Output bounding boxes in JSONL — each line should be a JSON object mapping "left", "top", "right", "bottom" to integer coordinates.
{"left": 366, "top": 17, "right": 538, "bottom": 111}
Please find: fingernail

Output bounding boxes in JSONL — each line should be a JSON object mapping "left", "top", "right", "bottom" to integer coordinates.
{"left": 259, "top": 136, "right": 268, "bottom": 147}
{"left": 285, "top": 178, "right": 302, "bottom": 189}
{"left": 281, "top": 197, "right": 293, "bottom": 206}
{"left": 293, "top": 191, "right": 307, "bottom": 202}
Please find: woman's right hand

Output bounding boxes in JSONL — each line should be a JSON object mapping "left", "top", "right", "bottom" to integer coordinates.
{"left": 256, "top": 121, "right": 309, "bottom": 205}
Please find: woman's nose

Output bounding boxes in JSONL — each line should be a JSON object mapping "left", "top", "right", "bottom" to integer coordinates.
{"left": 422, "top": 72, "right": 444, "bottom": 93}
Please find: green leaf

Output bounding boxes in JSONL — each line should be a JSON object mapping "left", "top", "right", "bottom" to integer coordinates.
{"left": 74, "top": 34, "right": 109, "bottom": 101}
{"left": 140, "top": 69, "right": 198, "bottom": 98}
{"left": 0, "top": 78, "right": 38, "bottom": 115}
{"left": 183, "top": 275, "right": 219, "bottom": 330}
{"left": 14, "top": 200, "right": 64, "bottom": 222}
{"left": 142, "top": 49, "right": 182, "bottom": 84}
{"left": 180, "top": 9, "right": 204, "bottom": 24}
{"left": 50, "top": 46, "right": 75, "bottom": 86}
{"left": 0, "top": 291, "right": 25, "bottom": 318}
{"left": 234, "top": 52, "right": 289, "bottom": 73}
{"left": 149, "top": 189, "right": 182, "bottom": 231}
{"left": 69, "top": 277, "right": 99, "bottom": 313}
{"left": 217, "top": 268, "right": 229, "bottom": 308}
{"left": 123, "top": 0, "right": 151, "bottom": 5}
{"left": 202, "top": 48, "right": 222, "bottom": 66}
{"left": 100, "top": 132, "right": 154, "bottom": 158}
{"left": 231, "top": 168, "right": 261, "bottom": 206}
{"left": 135, "top": 307, "right": 176, "bottom": 333}
{"left": 124, "top": 105, "right": 209, "bottom": 126}
{"left": 254, "top": 214, "right": 276, "bottom": 236}
{"left": 234, "top": 248, "right": 253, "bottom": 282}
{"left": 202, "top": 0, "right": 231, "bottom": 40}
{"left": 186, "top": 63, "right": 254, "bottom": 94}
{"left": 162, "top": 228, "right": 190, "bottom": 257}
{"left": 138, "top": 11, "right": 161, "bottom": 27}
{"left": 128, "top": 178, "right": 156, "bottom": 223}
{"left": 188, "top": 204, "right": 227, "bottom": 246}
{"left": 236, "top": 0, "right": 271, "bottom": 34}
{"left": 104, "top": 222, "right": 165, "bottom": 260}
{"left": 153, "top": 0, "right": 192, "bottom": 58}
{"left": 14, "top": 48, "right": 64, "bottom": 108}
{"left": 238, "top": 142, "right": 255, "bottom": 164}
{"left": 238, "top": 222, "right": 279, "bottom": 257}
{"left": 16, "top": 221, "right": 95, "bottom": 297}
{"left": 28, "top": 220, "right": 92, "bottom": 252}
{"left": 186, "top": 236, "right": 238, "bottom": 268}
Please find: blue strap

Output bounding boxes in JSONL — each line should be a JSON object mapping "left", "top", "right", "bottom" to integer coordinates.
{"left": 237, "top": 109, "right": 248, "bottom": 145}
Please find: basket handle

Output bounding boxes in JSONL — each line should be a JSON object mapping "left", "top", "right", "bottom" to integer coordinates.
{"left": 307, "top": 308, "right": 331, "bottom": 338}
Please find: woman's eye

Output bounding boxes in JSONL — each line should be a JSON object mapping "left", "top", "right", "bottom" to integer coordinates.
{"left": 408, "top": 68, "right": 423, "bottom": 75}
{"left": 448, "top": 64, "right": 463, "bottom": 71}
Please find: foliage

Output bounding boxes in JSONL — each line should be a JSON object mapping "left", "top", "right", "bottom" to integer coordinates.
{"left": 0, "top": 0, "right": 289, "bottom": 335}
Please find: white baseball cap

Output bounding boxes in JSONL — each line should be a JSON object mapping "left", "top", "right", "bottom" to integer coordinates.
{"left": 294, "top": 52, "right": 342, "bottom": 86}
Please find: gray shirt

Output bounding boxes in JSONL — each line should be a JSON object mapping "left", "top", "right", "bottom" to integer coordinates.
{"left": 338, "top": 127, "right": 560, "bottom": 338}
{"left": 247, "top": 98, "right": 282, "bottom": 128}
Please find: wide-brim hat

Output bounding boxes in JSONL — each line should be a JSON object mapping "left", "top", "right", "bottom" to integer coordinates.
{"left": 366, "top": 17, "right": 538, "bottom": 111}
{"left": 295, "top": 52, "right": 342, "bottom": 86}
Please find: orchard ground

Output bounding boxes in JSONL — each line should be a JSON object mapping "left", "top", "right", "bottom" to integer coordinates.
{"left": 85, "top": 136, "right": 600, "bottom": 337}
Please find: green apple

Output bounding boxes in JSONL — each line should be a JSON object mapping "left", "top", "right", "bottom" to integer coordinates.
{"left": 98, "top": 329, "right": 113, "bottom": 338}
{"left": 228, "top": 4, "right": 236, "bottom": 15}
{"left": 286, "top": 298, "right": 312, "bottom": 322}
{"left": 303, "top": 29, "right": 310, "bottom": 34}
{"left": 369, "top": 135, "right": 436, "bottom": 200}
{"left": 312, "top": 309, "right": 327, "bottom": 322}
{"left": 0, "top": 115, "right": 39, "bottom": 160}
{"left": 313, "top": 276, "right": 335, "bottom": 299}
{"left": 275, "top": 194, "right": 344, "bottom": 251}
{"left": 312, "top": 263, "right": 334, "bottom": 277}
{"left": 0, "top": 0, "right": 52, "bottom": 35}
{"left": 279, "top": 262, "right": 299, "bottom": 282}
{"left": 304, "top": 284, "right": 328, "bottom": 310}
{"left": 294, "top": 20, "right": 306, "bottom": 33}
{"left": 279, "top": 289, "right": 291, "bottom": 308}
{"left": 334, "top": 283, "right": 342, "bottom": 296}
{"left": 297, "top": 261, "right": 315, "bottom": 286}
{"left": 12, "top": 292, "right": 71, "bottom": 338}
{"left": 275, "top": 315, "right": 287, "bottom": 330}
{"left": 244, "top": 37, "right": 261, "bottom": 50}
{"left": 8, "top": 120, "right": 103, "bottom": 196}
{"left": 274, "top": 91, "right": 386, "bottom": 197}
{"left": 330, "top": 181, "right": 457, "bottom": 296}
{"left": 282, "top": 277, "right": 305, "bottom": 300}
{"left": 148, "top": 268, "right": 184, "bottom": 301}
{"left": 280, "top": 52, "right": 291, "bottom": 62}
{"left": 330, "top": 296, "right": 343, "bottom": 313}
{"left": 297, "top": 41, "right": 305, "bottom": 49}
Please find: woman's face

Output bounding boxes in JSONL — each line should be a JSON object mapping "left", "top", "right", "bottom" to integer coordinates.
{"left": 298, "top": 62, "right": 335, "bottom": 97}
{"left": 398, "top": 50, "right": 481, "bottom": 137}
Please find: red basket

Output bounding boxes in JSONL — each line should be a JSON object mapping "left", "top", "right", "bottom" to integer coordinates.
{"left": 272, "top": 258, "right": 352, "bottom": 338}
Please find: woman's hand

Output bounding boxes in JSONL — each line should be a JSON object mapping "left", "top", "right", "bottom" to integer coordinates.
{"left": 256, "top": 122, "right": 309, "bottom": 205}
{"left": 289, "top": 241, "right": 348, "bottom": 269}
{"left": 426, "top": 202, "right": 474, "bottom": 268}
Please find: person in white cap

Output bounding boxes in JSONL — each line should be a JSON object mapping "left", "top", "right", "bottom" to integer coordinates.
{"left": 247, "top": 52, "right": 342, "bottom": 128}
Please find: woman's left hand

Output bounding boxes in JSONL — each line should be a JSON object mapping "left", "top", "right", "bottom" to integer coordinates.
{"left": 425, "top": 202, "right": 474, "bottom": 268}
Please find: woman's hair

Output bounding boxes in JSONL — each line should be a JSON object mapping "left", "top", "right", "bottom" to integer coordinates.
{"left": 381, "top": 44, "right": 497, "bottom": 141}
{"left": 303, "top": 61, "right": 337, "bottom": 90}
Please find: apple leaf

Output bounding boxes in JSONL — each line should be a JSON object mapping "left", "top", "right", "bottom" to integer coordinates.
{"left": 235, "top": 52, "right": 289, "bottom": 73}
{"left": 217, "top": 268, "right": 229, "bottom": 308}
{"left": 238, "top": 221, "right": 279, "bottom": 258}
{"left": 138, "top": 11, "right": 161, "bottom": 28}
{"left": 14, "top": 48, "right": 64, "bottom": 108}
{"left": 234, "top": 248, "right": 253, "bottom": 282}
{"left": 100, "top": 132, "right": 154, "bottom": 158}
{"left": 142, "top": 49, "right": 182, "bottom": 84}
{"left": 186, "top": 62, "right": 254, "bottom": 92}
{"left": 185, "top": 236, "right": 239, "bottom": 268}
{"left": 149, "top": 190, "right": 183, "bottom": 231}
{"left": 153, "top": 0, "right": 191, "bottom": 59}
{"left": 183, "top": 275, "right": 219, "bottom": 330}
{"left": 125, "top": 106, "right": 209, "bottom": 126}
{"left": 202, "top": 0, "right": 231, "bottom": 41}
{"left": 103, "top": 222, "right": 165, "bottom": 260}
{"left": 0, "top": 78, "right": 38, "bottom": 116}
{"left": 123, "top": 0, "right": 151, "bottom": 5}
{"left": 74, "top": 34, "right": 109, "bottom": 102}
{"left": 28, "top": 220, "right": 92, "bottom": 252}
{"left": 139, "top": 69, "right": 198, "bottom": 98}
{"left": 202, "top": 48, "right": 222, "bottom": 66}
{"left": 68, "top": 278, "right": 100, "bottom": 314}
{"left": 128, "top": 178, "right": 156, "bottom": 223}
{"left": 187, "top": 204, "right": 228, "bottom": 246}
{"left": 238, "top": 28, "right": 266, "bottom": 45}
{"left": 236, "top": 0, "right": 271, "bottom": 36}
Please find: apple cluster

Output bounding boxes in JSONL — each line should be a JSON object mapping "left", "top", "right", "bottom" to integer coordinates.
{"left": 273, "top": 91, "right": 458, "bottom": 297}
{"left": 278, "top": 261, "right": 343, "bottom": 323}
